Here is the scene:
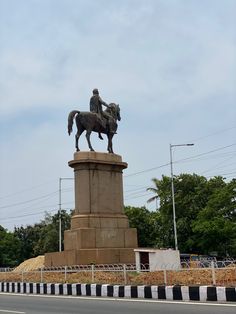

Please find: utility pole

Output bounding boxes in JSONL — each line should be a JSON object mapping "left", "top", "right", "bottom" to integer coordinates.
{"left": 58, "top": 177, "right": 73, "bottom": 252}
{"left": 59, "top": 178, "right": 62, "bottom": 252}
{"left": 169, "top": 143, "right": 194, "bottom": 250}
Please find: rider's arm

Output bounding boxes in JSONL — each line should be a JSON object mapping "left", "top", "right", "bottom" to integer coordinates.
{"left": 99, "top": 96, "right": 109, "bottom": 108}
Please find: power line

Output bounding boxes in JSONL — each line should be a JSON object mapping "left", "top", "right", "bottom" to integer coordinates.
{"left": 0, "top": 187, "right": 74, "bottom": 211}
{"left": 124, "top": 162, "right": 170, "bottom": 178}
{"left": 201, "top": 158, "right": 236, "bottom": 175}
{"left": 186, "top": 125, "right": 236, "bottom": 143}
{"left": 0, "top": 190, "right": 59, "bottom": 209}
{"left": 206, "top": 171, "right": 236, "bottom": 178}
{"left": 175, "top": 143, "right": 236, "bottom": 164}
{"left": 125, "top": 186, "right": 148, "bottom": 194}
{"left": 0, "top": 179, "right": 57, "bottom": 200}
{"left": 1, "top": 202, "right": 74, "bottom": 223}
{"left": 224, "top": 174, "right": 236, "bottom": 179}
{"left": 2, "top": 199, "right": 74, "bottom": 218}
{"left": 2, "top": 144, "right": 234, "bottom": 217}
{"left": 173, "top": 152, "right": 236, "bottom": 168}
{"left": 124, "top": 143, "right": 236, "bottom": 178}
{"left": 176, "top": 150, "right": 236, "bottom": 164}
{"left": 124, "top": 192, "right": 153, "bottom": 201}
{"left": 0, "top": 208, "right": 57, "bottom": 221}
{"left": 125, "top": 190, "right": 149, "bottom": 199}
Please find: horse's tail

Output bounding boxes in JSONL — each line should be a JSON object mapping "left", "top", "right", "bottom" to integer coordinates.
{"left": 68, "top": 110, "right": 80, "bottom": 135}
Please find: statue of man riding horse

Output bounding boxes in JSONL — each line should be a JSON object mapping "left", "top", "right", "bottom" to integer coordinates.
{"left": 68, "top": 89, "right": 121, "bottom": 153}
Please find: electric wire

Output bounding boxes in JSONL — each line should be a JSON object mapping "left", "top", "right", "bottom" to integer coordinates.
{"left": 0, "top": 190, "right": 59, "bottom": 209}
{"left": 0, "top": 201, "right": 74, "bottom": 222}
{"left": 0, "top": 188, "right": 73, "bottom": 211}
{"left": 124, "top": 192, "right": 154, "bottom": 201}
{"left": 186, "top": 125, "right": 236, "bottom": 143}
{"left": 174, "top": 143, "right": 236, "bottom": 165}
{"left": 201, "top": 159, "right": 236, "bottom": 175}
{"left": 0, "top": 179, "right": 58, "bottom": 200}
{"left": 1, "top": 142, "right": 235, "bottom": 225}
{"left": 124, "top": 143, "right": 236, "bottom": 178}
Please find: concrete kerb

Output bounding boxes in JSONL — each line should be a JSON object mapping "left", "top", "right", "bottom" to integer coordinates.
{"left": 0, "top": 282, "right": 236, "bottom": 302}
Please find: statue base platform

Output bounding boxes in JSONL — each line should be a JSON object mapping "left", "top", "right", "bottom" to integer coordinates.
{"left": 45, "top": 248, "right": 136, "bottom": 266}
{"left": 45, "top": 152, "right": 138, "bottom": 266}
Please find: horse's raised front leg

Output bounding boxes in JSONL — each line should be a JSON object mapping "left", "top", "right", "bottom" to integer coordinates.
{"left": 86, "top": 130, "right": 94, "bottom": 151}
{"left": 107, "top": 133, "right": 114, "bottom": 154}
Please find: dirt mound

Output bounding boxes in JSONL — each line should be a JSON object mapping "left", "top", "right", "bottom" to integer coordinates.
{"left": 13, "top": 256, "right": 45, "bottom": 272}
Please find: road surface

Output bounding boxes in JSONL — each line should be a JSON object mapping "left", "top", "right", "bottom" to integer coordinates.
{"left": 0, "top": 294, "right": 236, "bottom": 314}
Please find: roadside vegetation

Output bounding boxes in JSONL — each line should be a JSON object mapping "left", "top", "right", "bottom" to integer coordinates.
{"left": 0, "top": 174, "right": 235, "bottom": 267}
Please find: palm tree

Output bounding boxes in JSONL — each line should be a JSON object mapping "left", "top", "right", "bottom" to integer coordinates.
{"left": 146, "top": 178, "right": 159, "bottom": 209}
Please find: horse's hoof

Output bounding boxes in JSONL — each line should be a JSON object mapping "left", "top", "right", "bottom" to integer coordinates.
{"left": 90, "top": 149, "right": 95, "bottom": 152}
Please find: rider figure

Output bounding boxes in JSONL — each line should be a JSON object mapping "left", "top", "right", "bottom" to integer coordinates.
{"left": 90, "top": 88, "right": 109, "bottom": 123}
{"left": 90, "top": 88, "right": 115, "bottom": 139}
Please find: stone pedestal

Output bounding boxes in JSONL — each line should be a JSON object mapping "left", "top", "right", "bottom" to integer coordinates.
{"left": 45, "top": 152, "right": 138, "bottom": 266}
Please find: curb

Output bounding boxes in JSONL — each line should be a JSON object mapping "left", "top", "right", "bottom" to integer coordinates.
{"left": 1, "top": 283, "right": 236, "bottom": 302}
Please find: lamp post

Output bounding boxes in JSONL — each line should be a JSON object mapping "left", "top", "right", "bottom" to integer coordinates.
{"left": 169, "top": 143, "right": 194, "bottom": 250}
{"left": 59, "top": 177, "right": 73, "bottom": 252}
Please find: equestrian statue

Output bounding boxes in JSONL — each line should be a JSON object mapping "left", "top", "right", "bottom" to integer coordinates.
{"left": 68, "top": 89, "right": 121, "bottom": 153}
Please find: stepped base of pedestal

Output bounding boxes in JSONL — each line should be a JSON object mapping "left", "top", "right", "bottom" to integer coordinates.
{"left": 45, "top": 248, "right": 135, "bottom": 266}
{"left": 64, "top": 227, "right": 137, "bottom": 250}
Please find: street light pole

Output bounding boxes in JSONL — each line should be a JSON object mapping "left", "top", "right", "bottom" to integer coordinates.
{"left": 58, "top": 177, "right": 73, "bottom": 252}
{"left": 169, "top": 143, "right": 194, "bottom": 251}
{"left": 59, "top": 178, "right": 62, "bottom": 252}
{"left": 170, "top": 145, "right": 178, "bottom": 251}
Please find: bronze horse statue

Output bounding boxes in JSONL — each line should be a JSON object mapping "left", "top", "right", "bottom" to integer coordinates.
{"left": 68, "top": 103, "right": 121, "bottom": 153}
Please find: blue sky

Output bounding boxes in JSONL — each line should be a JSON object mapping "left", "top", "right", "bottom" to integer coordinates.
{"left": 0, "top": 0, "right": 236, "bottom": 230}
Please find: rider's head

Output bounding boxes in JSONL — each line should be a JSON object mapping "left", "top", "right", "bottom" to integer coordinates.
{"left": 93, "top": 88, "right": 99, "bottom": 95}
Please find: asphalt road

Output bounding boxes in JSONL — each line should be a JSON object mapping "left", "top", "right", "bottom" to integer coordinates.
{"left": 0, "top": 294, "right": 236, "bottom": 314}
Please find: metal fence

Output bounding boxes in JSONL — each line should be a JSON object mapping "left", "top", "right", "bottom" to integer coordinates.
{"left": 0, "top": 260, "right": 236, "bottom": 287}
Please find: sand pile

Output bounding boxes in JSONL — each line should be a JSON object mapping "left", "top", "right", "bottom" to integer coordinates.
{"left": 13, "top": 256, "right": 45, "bottom": 272}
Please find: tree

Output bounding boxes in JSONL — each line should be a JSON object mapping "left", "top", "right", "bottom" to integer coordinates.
{"left": 192, "top": 178, "right": 236, "bottom": 256}
{"left": 146, "top": 176, "right": 175, "bottom": 249}
{"left": 146, "top": 174, "right": 236, "bottom": 256}
{"left": 124, "top": 206, "right": 159, "bottom": 247}
{"left": 33, "top": 210, "right": 71, "bottom": 255}
{"left": 0, "top": 226, "right": 21, "bottom": 267}
{"left": 14, "top": 210, "right": 72, "bottom": 261}
{"left": 14, "top": 222, "right": 45, "bottom": 263}
{"left": 147, "top": 178, "right": 160, "bottom": 208}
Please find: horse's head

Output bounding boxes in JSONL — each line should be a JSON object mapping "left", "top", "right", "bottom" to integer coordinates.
{"left": 108, "top": 103, "right": 121, "bottom": 121}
